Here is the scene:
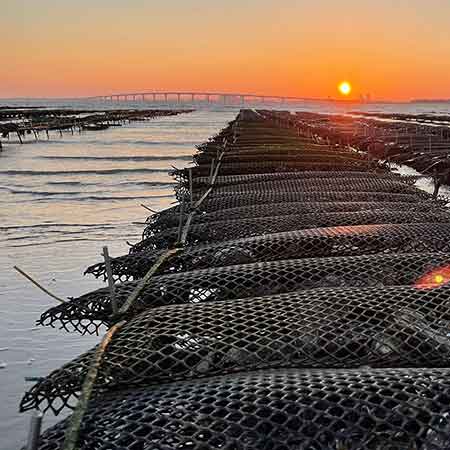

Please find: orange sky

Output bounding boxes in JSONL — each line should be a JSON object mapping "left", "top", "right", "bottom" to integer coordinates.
{"left": 2, "top": 0, "right": 450, "bottom": 100}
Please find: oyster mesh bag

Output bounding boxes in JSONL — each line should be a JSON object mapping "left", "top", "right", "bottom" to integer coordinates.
{"left": 24, "top": 109, "right": 450, "bottom": 450}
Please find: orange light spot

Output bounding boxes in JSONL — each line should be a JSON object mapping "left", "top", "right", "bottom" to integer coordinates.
{"left": 415, "top": 265, "right": 450, "bottom": 289}
{"left": 434, "top": 274, "right": 445, "bottom": 284}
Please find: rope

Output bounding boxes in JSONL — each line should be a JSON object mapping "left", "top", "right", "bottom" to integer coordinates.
{"left": 62, "top": 320, "right": 126, "bottom": 450}
{"left": 59, "top": 127, "right": 233, "bottom": 449}
{"left": 60, "top": 248, "right": 183, "bottom": 448}
{"left": 118, "top": 247, "right": 182, "bottom": 315}
{"left": 180, "top": 148, "right": 226, "bottom": 244}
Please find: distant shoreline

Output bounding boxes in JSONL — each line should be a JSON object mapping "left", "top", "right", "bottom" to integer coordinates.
{"left": 1, "top": 97, "right": 450, "bottom": 105}
{"left": 410, "top": 99, "right": 450, "bottom": 104}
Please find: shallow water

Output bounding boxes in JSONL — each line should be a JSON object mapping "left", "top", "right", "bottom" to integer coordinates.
{"left": 1, "top": 100, "right": 450, "bottom": 448}
{"left": 0, "top": 108, "right": 237, "bottom": 449}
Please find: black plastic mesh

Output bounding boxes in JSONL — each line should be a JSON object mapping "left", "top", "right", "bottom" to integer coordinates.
{"left": 40, "top": 252, "right": 450, "bottom": 334}
{"left": 28, "top": 368, "right": 450, "bottom": 450}
{"left": 191, "top": 178, "right": 429, "bottom": 200}
{"left": 194, "top": 152, "right": 368, "bottom": 166}
{"left": 135, "top": 209, "right": 450, "bottom": 251}
{"left": 23, "top": 109, "right": 450, "bottom": 450}
{"left": 138, "top": 192, "right": 442, "bottom": 242}
{"left": 85, "top": 223, "right": 450, "bottom": 285}
{"left": 193, "top": 171, "right": 420, "bottom": 188}
{"left": 144, "top": 192, "right": 441, "bottom": 237}
{"left": 179, "top": 191, "right": 440, "bottom": 214}
{"left": 171, "top": 160, "right": 380, "bottom": 180}
{"left": 142, "top": 201, "right": 439, "bottom": 238}
{"left": 22, "top": 282, "right": 450, "bottom": 414}
{"left": 35, "top": 367, "right": 450, "bottom": 449}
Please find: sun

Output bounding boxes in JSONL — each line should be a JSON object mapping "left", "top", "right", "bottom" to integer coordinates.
{"left": 338, "top": 81, "right": 352, "bottom": 96}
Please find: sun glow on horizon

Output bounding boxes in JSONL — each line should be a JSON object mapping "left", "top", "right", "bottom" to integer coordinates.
{"left": 338, "top": 81, "right": 352, "bottom": 96}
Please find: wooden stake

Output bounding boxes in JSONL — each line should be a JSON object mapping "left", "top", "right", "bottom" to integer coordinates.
{"left": 13, "top": 266, "right": 66, "bottom": 304}
{"left": 432, "top": 168, "right": 441, "bottom": 200}
{"left": 188, "top": 168, "right": 193, "bottom": 206}
{"left": 209, "top": 158, "right": 216, "bottom": 185}
{"left": 140, "top": 204, "right": 157, "bottom": 213}
{"left": 26, "top": 411, "right": 43, "bottom": 450}
{"left": 102, "top": 247, "right": 118, "bottom": 315}
{"left": 177, "top": 197, "right": 186, "bottom": 243}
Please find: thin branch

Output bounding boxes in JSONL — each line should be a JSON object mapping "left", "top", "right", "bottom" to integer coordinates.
{"left": 140, "top": 204, "right": 157, "bottom": 213}
{"left": 13, "top": 266, "right": 66, "bottom": 304}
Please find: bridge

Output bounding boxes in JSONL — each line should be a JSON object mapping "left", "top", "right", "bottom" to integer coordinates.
{"left": 86, "top": 91, "right": 329, "bottom": 105}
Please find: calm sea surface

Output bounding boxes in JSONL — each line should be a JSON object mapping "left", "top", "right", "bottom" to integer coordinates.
{"left": 1, "top": 100, "right": 450, "bottom": 448}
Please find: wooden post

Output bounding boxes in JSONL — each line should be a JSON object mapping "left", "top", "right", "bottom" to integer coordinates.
{"left": 13, "top": 266, "right": 66, "bottom": 304}
{"left": 209, "top": 159, "right": 216, "bottom": 185}
{"left": 432, "top": 169, "right": 441, "bottom": 200}
{"left": 177, "top": 197, "right": 186, "bottom": 243}
{"left": 102, "top": 246, "right": 118, "bottom": 315}
{"left": 141, "top": 204, "right": 156, "bottom": 214}
{"left": 26, "top": 411, "right": 43, "bottom": 450}
{"left": 188, "top": 168, "right": 193, "bottom": 207}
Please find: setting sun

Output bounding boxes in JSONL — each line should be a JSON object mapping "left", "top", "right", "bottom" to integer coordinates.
{"left": 338, "top": 81, "right": 352, "bottom": 96}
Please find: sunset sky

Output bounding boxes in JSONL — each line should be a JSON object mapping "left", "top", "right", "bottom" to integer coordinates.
{"left": 2, "top": 0, "right": 450, "bottom": 100}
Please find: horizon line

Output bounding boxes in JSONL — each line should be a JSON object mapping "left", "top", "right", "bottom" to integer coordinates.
{"left": 1, "top": 92, "right": 450, "bottom": 105}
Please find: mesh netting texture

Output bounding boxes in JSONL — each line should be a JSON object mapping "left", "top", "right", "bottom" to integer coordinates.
{"left": 22, "top": 283, "right": 450, "bottom": 413}
{"left": 24, "top": 368, "right": 450, "bottom": 450}
{"left": 134, "top": 210, "right": 450, "bottom": 251}
{"left": 193, "top": 171, "right": 419, "bottom": 187}
{"left": 171, "top": 160, "right": 381, "bottom": 179}
{"left": 24, "top": 109, "right": 450, "bottom": 450}
{"left": 190, "top": 177, "right": 429, "bottom": 200}
{"left": 85, "top": 223, "right": 450, "bottom": 284}
{"left": 142, "top": 194, "right": 440, "bottom": 236}
{"left": 194, "top": 152, "right": 368, "bottom": 166}
{"left": 142, "top": 201, "right": 441, "bottom": 237}
{"left": 172, "top": 191, "right": 442, "bottom": 215}
{"left": 40, "top": 252, "right": 450, "bottom": 334}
